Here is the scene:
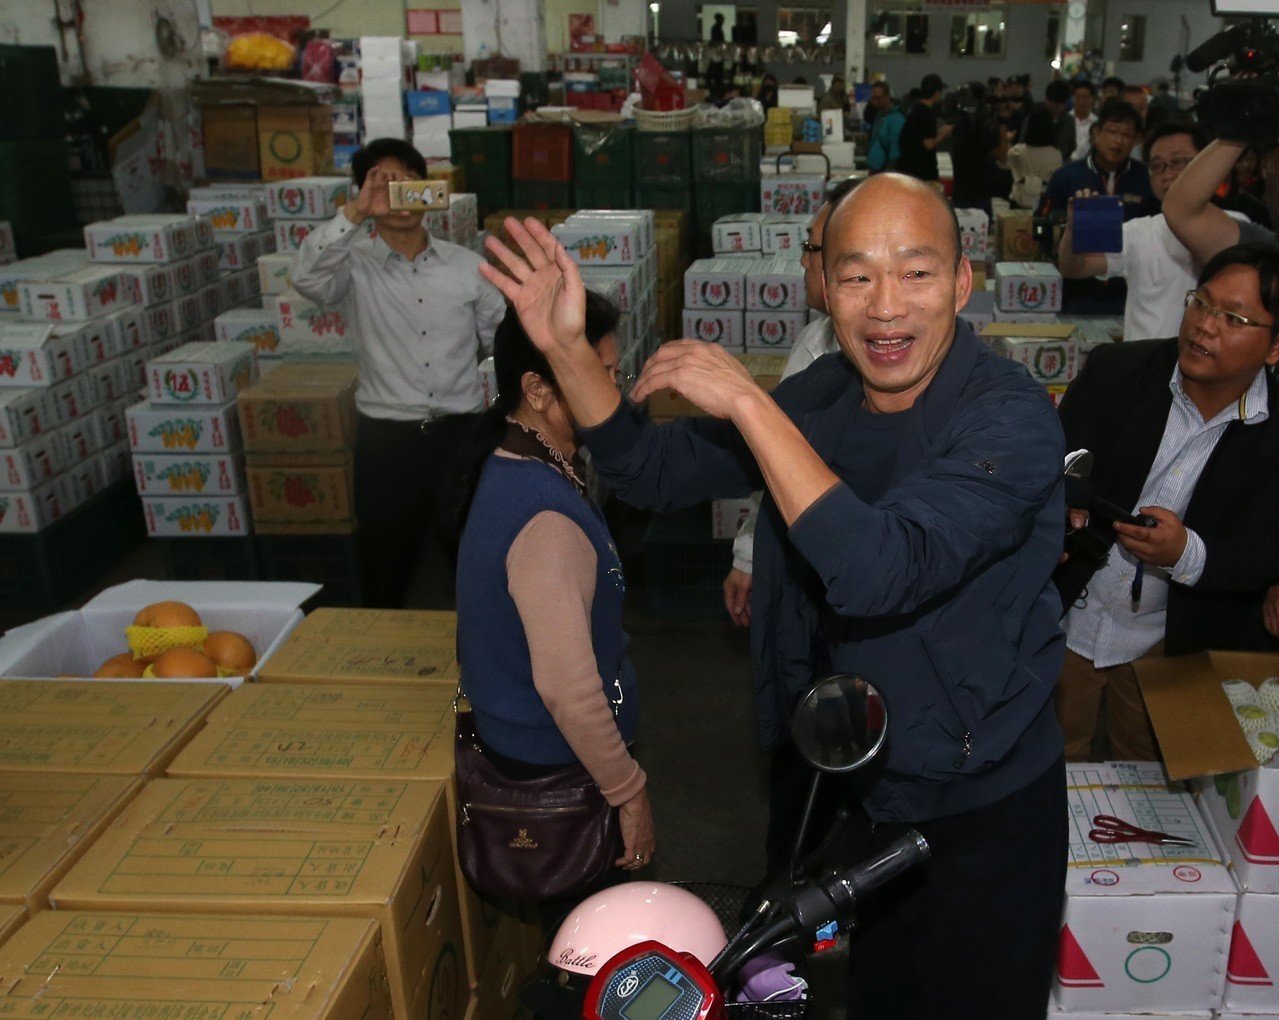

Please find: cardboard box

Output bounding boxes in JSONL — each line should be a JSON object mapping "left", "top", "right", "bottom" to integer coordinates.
{"left": 50, "top": 778, "right": 468, "bottom": 1018}
{"left": 169, "top": 257, "right": 201, "bottom": 296}
{"left": 0, "top": 580, "right": 315, "bottom": 683}
{"left": 214, "top": 307, "right": 280, "bottom": 352}
{"left": 759, "top": 175, "right": 825, "bottom": 217}
{"left": 711, "top": 214, "right": 765, "bottom": 255}
{"left": 258, "top": 251, "right": 295, "bottom": 294}
{"left": 0, "top": 322, "right": 84, "bottom": 385}
{"left": 126, "top": 398, "right": 240, "bottom": 453}
{"left": 133, "top": 451, "right": 245, "bottom": 496}
{"left": 83, "top": 216, "right": 197, "bottom": 264}
{"left": 238, "top": 362, "right": 358, "bottom": 453}
{"left": 0, "top": 772, "right": 141, "bottom": 911}
{"left": 995, "top": 261, "right": 1064, "bottom": 313}
{"left": 0, "top": 906, "right": 21, "bottom": 950}
{"left": 960, "top": 290, "right": 996, "bottom": 334}
{"left": 257, "top": 609, "right": 458, "bottom": 686}
{"left": 0, "top": 388, "right": 53, "bottom": 448}
{"left": 1222, "top": 892, "right": 1279, "bottom": 1012}
{"left": 0, "top": 429, "right": 67, "bottom": 491}
{"left": 746, "top": 258, "right": 805, "bottom": 312}
{"left": 0, "top": 910, "right": 393, "bottom": 1019}
{"left": 743, "top": 310, "right": 804, "bottom": 351}
{"left": 16, "top": 265, "right": 132, "bottom": 323}
{"left": 275, "top": 219, "right": 331, "bottom": 255}
{"left": 711, "top": 497, "right": 754, "bottom": 540}
{"left": 761, "top": 214, "right": 809, "bottom": 256}
{"left": 1137, "top": 651, "right": 1279, "bottom": 893}
{"left": 201, "top": 103, "right": 260, "bottom": 180}
{"left": 258, "top": 105, "right": 335, "bottom": 182}
{"left": 684, "top": 258, "right": 747, "bottom": 311}
{"left": 997, "top": 210, "right": 1039, "bottom": 260}
{"left": 470, "top": 914, "right": 541, "bottom": 1020}
{"left": 552, "top": 223, "right": 643, "bottom": 266}
{"left": 185, "top": 196, "right": 269, "bottom": 233}
{"left": 0, "top": 476, "right": 71, "bottom": 533}
{"left": 276, "top": 289, "right": 354, "bottom": 352}
{"left": 67, "top": 318, "right": 118, "bottom": 366}
{"left": 268, "top": 176, "right": 351, "bottom": 219}
{"left": 0, "top": 679, "right": 224, "bottom": 775}
{"left": 579, "top": 266, "right": 639, "bottom": 311}
{"left": 143, "top": 494, "right": 252, "bottom": 537}
{"left": 246, "top": 453, "right": 355, "bottom": 529}
{"left": 648, "top": 352, "right": 783, "bottom": 418}
{"left": 682, "top": 310, "right": 743, "bottom": 350}
{"left": 215, "top": 231, "right": 264, "bottom": 271}
{"left": 204, "top": 680, "right": 457, "bottom": 730}
{"left": 982, "top": 322, "right": 1081, "bottom": 385}
{"left": 147, "top": 340, "right": 259, "bottom": 405}
{"left": 956, "top": 207, "right": 990, "bottom": 261}
{"left": 1053, "top": 762, "right": 1236, "bottom": 1014}
{"left": 86, "top": 356, "right": 132, "bottom": 407}
{"left": 47, "top": 376, "right": 95, "bottom": 425}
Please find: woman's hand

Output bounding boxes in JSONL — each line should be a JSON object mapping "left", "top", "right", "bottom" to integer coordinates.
{"left": 480, "top": 217, "right": 588, "bottom": 358}
{"left": 616, "top": 787, "right": 655, "bottom": 870}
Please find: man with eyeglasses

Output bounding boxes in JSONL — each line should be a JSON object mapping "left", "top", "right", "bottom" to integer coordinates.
{"left": 1054, "top": 243, "right": 1279, "bottom": 762}
{"left": 1058, "top": 122, "right": 1249, "bottom": 342}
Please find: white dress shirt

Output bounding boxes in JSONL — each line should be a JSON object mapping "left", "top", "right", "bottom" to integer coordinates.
{"left": 1071, "top": 112, "right": 1097, "bottom": 161}
{"left": 1065, "top": 365, "right": 1270, "bottom": 668}
{"left": 291, "top": 213, "right": 506, "bottom": 420}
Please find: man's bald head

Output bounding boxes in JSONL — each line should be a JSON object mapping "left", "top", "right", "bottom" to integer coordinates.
{"left": 825, "top": 174, "right": 964, "bottom": 271}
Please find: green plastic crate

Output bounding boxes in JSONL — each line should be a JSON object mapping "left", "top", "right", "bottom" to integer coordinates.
{"left": 449, "top": 127, "right": 512, "bottom": 190}
{"left": 0, "top": 139, "right": 77, "bottom": 257}
{"left": 635, "top": 184, "right": 694, "bottom": 213}
{"left": 634, "top": 131, "right": 692, "bottom": 187}
{"left": 0, "top": 45, "right": 63, "bottom": 141}
{"left": 692, "top": 127, "right": 763, "bottom": 183}
{"left": 643, "top": 507, "right": 733, "bottom": 619}
{"left": 574, "top": 182, "right": 634, "bottom": 210}
{"left": 511, "top": 180, "right": 573, "bottom": 210}
{"left": 573, "top": 125, "right": 634, "bottom": 185}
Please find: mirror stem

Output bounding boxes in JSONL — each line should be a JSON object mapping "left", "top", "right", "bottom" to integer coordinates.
{"left": 791, "top": 770, "right": 823, "bottom": 889}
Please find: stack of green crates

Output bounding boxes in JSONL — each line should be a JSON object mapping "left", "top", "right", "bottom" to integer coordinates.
{"left": 633, "top": 131, "right": 693, "bottom": 213}
{"left": 692, "top": 126, "right": 762, "bottom": 256}
{"left": 0, "top": 45, "right": 74, "bottom": 257}
{"left": 448, "top": 126, "right": 513, "bottom": 221}
{"left": 573, "top": 124, "right": 633, "bottom": 209}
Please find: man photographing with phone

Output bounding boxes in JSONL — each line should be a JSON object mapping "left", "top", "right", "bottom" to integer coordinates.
{"left": 1054, "top": 243, "right": 1279, "bottom": 762}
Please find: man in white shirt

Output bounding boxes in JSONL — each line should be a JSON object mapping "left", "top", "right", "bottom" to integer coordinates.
{"left": 292, "top": 139, "right": 506, "bottom": 607}
{"left": 1058, "top": 121, "right": 1246, "bottom": 342}
{"left": 1066, "top": 80, "right": 1097, "bottom": 161}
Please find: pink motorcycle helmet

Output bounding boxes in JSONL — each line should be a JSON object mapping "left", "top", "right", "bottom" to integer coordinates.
{"left": 548, "top": 881, "right": 728, "bottom": 976}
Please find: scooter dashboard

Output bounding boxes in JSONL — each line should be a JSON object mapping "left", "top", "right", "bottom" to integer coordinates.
{"left": 584, "top": 941, "right": 722, "bottom": 1020}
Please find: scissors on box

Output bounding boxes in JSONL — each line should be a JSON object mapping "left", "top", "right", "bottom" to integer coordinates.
{"left": 1088, "top": 814, "right": 1197, "bottom": 848}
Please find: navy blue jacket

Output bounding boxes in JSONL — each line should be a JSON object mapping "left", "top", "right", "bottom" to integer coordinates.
{"left": 1039, "top": 152, "right": 1157, "bottom": 220}
{"left": 584, "top": 322, "right": 1066, "bottom": 823}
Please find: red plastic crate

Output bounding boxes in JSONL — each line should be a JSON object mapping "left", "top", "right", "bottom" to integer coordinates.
{"left": 513, "top": 123, "right": 573, "bottom": 182}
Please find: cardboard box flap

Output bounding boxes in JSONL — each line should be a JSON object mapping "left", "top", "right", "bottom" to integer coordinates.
{"left": 980, "top": 322, "right": 1077, "bottom": 340}
{"left": 82, "top": 579, "right": 319, "bottom": 613}
{"left": 1136, "top": 651, "right": 1272, "bottom": 781}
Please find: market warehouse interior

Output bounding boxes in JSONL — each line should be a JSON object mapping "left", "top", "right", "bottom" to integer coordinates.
{"left": 0, "top": 0, "right": 1278, "bottom": 1015}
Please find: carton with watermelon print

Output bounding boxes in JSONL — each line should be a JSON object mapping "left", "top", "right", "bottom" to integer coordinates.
{"left": 237, "top": 362, "right": 357, "bottom": 454}
{"left": 146, "top": 340, "right": 258, "bottom": 406}
{"left": 245, "top": 452, "right": 355, "bottom": 533}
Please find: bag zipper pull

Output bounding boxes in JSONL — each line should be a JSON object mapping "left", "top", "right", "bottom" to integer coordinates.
{"left": 953, "top": 732, "right": 972, "bottom": 770}
{"left": 461, "top": 803, "right": 471, "bottom": 825}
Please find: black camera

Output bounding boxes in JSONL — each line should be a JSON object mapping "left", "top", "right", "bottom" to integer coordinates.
{"left": 1189, "top": 15, "right": 1279, "bottom": 147}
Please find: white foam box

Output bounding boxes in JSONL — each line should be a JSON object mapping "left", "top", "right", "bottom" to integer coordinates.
{"left": 1053, "top": 762, "right": 1237, "bottom": 1015}
{"left": 18, "top": 265, "right": 134, "bottom": 322}
{"left": 453, "top": 107, "right": 487, "bottom": 130}
{"left": 186, "top": 196, "right": 269, "bottom": 233}
{"left": 981, "top": 322, "right": 1081, "bottom": 385}
{"left": 822, "top": 140, "right": 856, "bottom": 170}
{"left": 682, "top": 310, "right": 744, "bottom": 350}
{"left": 275, "top": 219, "right": 329, "bottom": 253}
{"left": 1221, "top": 893, "right": 1279, "bottom": 1013}
{"left": 0, "top": 429, "right": 69, "bottom": 491}
{"left": 995, "top": 261, "right": 1063, "bottom": 313}
{"left": 0, "top": 250, "right": 90, "bottom": 313}
{"left": 762, "top": 214, "right": 810, "bottom": 256}
{"left": 759, "top": 175, "right": 825, "bottom": 217}
{"left": 0, "top": 388, "right": 54, "bottom": 447}
{"left": 214, "top": 308, "right": 279, "bottom": 354}
{"left": 216, "top": 231, "right": 266, "bottom": 272}
{"left": 685, "top": 258, "right": 748, "bottom": 311}
{"left": 552, "top": 222, "right": 644, "bottom": 266}
{"left": 275, "top": 289, "right": 352, "bottom": 349}
{"left": 257, "top": 252, "right": 294, "bottom": 295}
{"left": 959, "top": 290, "right": 996, "bottom": 334}
{"left": 0, "top": 579, "right": 315, "bottom": 684}
{"left": 746, "top": 257, "right": 806, "bottom": 312}
{"left": 0, "top": 475, "right": 74, "bottom": 533}
{"left": 266, "top": 177, "right": 351, "bottom": 220}
{"left": 957, "top": 207, "right": 990, "bottom": 261}
{"left": 744, "top": 310, "right": 805, "bottom": 352}
{"left": 133, "top": 451, "right": 245, "bottom": 497}
{"left": 116, "top": 263, "right": 175, "bottom": 307}
{"left": 194, "top": 249, "right": 221, "bottom": 285}
{"left": 711, "top": 214, "right": 765, "bottom": 254}
{"left": 86, "top": 357, "right": 132, "bottom": 408}
{"left": 126, "top": 398, "right": 240, "bottom": 454}
{"left": 146, "top": 340, "right": 258, "bottom": 406}
{"left": 580, "top": 266, "right": 640, "bottom": 311}
{"left": 54, "top": 320, "right": 114, "bottom": 368}
{"left": 83, "top": 216, "right": 198, "bottom": 264}
{"left": 712, "top": 497, "right": 754, "bottom": 540}
{"left": 47, "top": 376, "right": 95, "bottom": 425}
{"left": 0, "top": 322, "right": 85, "bottom": 386}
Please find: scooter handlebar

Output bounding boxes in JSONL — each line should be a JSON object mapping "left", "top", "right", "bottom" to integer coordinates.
{"left": 828, "top": 830, "right": 930, "bottom": 909}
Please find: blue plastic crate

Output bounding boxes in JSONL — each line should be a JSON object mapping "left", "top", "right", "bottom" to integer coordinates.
{"left": 406, "top": 89, "right": 451, "bottom": 117}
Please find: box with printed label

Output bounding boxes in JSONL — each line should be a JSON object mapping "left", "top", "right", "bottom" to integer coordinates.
{"left": 996, "top": 261, "right": 1063, "bottom": 313}
{"left": 551, "top": 223, "right": 643, "bottom": 267}
{"left": 47, "top": 375, "right": 95, "bottom": 424}
{"left": 0, "top": 322, "right": 84, "bottom": 386}
{"left": 575, "top": 210, "right": 654, "bottom": 252}
{"left": 246, "top": 453, "right": 355, "bottom": 531}
{"left": 711, "top": 214, "right": 766, "bottom": 254}
{"left": 760, "top": 175, "right": 825, "bottom": 217}
{"left": 50, "top": 776, "right": 466, "bottom": 1020}
{"left": 956, "top": 207, "right": 990, "bottom": 261}
{"left": 63, "top": 319, "right": 116, "bottom": 366}
{"left": 267, "top": 176, "right": 351, "bottom": 219}
{"left": 743, "top": 310, "right": 804, "bottom": 351}
{"left": 214, "top": 308, "right": 279, "bottom": 353}
{"left": 1218, "top": 891, "right": 1279, "bottom": 1013}
{"left": 276, "top": 217, "right": 330, "bottom": 252}
{"left": 762, "top": 214, "right": 809, "bottom": 256}
{"left": 82, "top": 216, "right": 197, "bottom": 263}
{"left": 682, "top": 310, "right": 744, "bottom": 350}
{"left": 997, "top": 210, "right": 1039, "bottom": 260}
{"left": 1052, "top": 762, "right": 1236, "bottom": 1015}
{"left": 96, "top": 400, "right": 129, "bottom": 447}
{"left": 982, "top": 322, "right": 1081, "bottom": 385}
{"left": 199, "top": 281, "right": 225, "bottom": 322}
{"left": 0, "top": 475, "right": 72, "bottom": 533}
{"left": 195, "top": 248, "right": 221, "bottom": 284}
{"left": 58, "top": 416, "right": 102, "bottom": 462}
{"left": 172, "top": 292, "right": 202, "bottom": 332}
{"left": 116, "top": 262, "right": 174, "bottom": 306}
{"left": 215, "top": 231, "right": 263, "bottom": 271}
{"left": 168, "top": 257, "right": 201, "bottom": 296}
{"left": 712, "top": 497, "right": 755, "bottom": 540}
{"left": 0, "top": 251, "right": 91, "bottom": 313}
{"left": 87, "top": 357, "right": 132, "bottom": 407}
{"left": 580, "top": 266, "right": 639, "bottom": 311}
{"left": 258, "top": 251, "right": 294, "bottom": 294}
{"left": 746, "top": 258, "right": 806, "bottom": 312}
{"left": 685, "top": 258, "right": 748, "bottom": 310}
{"left": 66, "top": 457, "right": 107, "bottom": 505}
{"left": 185, "top": 196, "right": 269, "bottom": 233}
{"left": 0, "top": 430, "right": 68, "bottom": 492}
{"left": 97, "top": 440, "right": 130, "bottom": 485}
{"left": 17, "top": 265, "right": 133, "bottom": 322}
{"left": 147, "top": 340, "right": 258, "bottom": 406}
{"left": 0, "top": 911, "right": 393, "bottom": 1020}
{"left": 0, "top": 388, "right": 53, "bottom": 447}
{"left": 238, "top": 362, "right": 358, "bottom": 453}
{"left": 257, "top": 105, "right": 335, "bottom": 182}
{"left": 142, "top": 493, "right": 251, "bottom": 537}
{"left": 276, "top": 289, "right": 353, "bottom": 349}
{"left": 133, "top": 451, "right": 245, "bottom": 496}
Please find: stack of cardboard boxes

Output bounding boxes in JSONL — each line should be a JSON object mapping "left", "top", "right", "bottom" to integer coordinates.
{"left": 655, "top": 209, "right": 692, "bottom": 344}
{"left": 360, "top": 36, "right": 413, "bottom": 144}
{"left": 237, "top": 361, "right": 359, "bottom": 535}
{"left": 0, "top": 221, "right": 14, "bottom": 265}
{"left": 682, "top": 252, "right": 807, "bottom": 357}
{"left": 131, "top": 340, "right": 258, "bottom": 538}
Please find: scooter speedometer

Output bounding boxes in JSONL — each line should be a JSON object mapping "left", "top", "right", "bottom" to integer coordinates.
{"left": 584, "top": 940, "right": 723, "bottom": 1020}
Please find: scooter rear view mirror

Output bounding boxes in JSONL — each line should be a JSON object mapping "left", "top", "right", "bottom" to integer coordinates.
{"left": 791, "top": 673, "right": 887, "bottom": 774}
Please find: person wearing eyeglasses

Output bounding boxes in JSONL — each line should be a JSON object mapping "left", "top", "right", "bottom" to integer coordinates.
{"left": 1054, "top": 243, "right": 1279, "bottom": 762}
{"left": 1163, "top": 138, "right": 1279, "bottom": 267}
{"left": 1057, "top": 121, "right": 1250, "bottom": 343}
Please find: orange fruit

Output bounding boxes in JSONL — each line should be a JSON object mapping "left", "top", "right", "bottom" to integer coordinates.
{"left": 203, "top": 631, "right": 256, "bottom": 673}
{"left": 94, "top": 652, "right": 147, "bottom": 678}
{"left": 150, "top": 647, "right": 219, "bottom": 678}
{"left": 133, "top": 601, "right": 202, "bottom": 628}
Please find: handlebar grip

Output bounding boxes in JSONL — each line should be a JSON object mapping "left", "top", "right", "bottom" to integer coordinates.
{"left": 827, "top": 830, "right": 930, "bottom": 911}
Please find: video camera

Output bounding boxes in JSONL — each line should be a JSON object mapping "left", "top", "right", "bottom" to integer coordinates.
{"left": 1189, "top": 7, "right": 1279, "bottom": 147}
